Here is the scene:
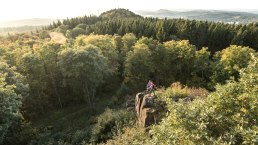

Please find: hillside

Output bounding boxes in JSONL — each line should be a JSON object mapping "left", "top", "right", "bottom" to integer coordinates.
{"left": 100, "top": 8, "right": 142, "bottom": 19}
{"left": 136, "top": 9, "right": 258, "bottom": 23}
{"left": 0, "top": 18, "right": 56, "bottom": 35}
{"left": 0, "top": 25, "right": 43, "bottom": 35}
{"left": 0, "top": 18, "right": 56, "bottom": 28}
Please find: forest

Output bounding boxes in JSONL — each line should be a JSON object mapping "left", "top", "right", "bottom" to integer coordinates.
{"left": 0, "top": 9, "right": 257, "bottom": 145}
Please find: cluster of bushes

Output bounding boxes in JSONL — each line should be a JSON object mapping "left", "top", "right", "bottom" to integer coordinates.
{"left": 105, "top": 127, "right": 148, "bottom": 145}
{"left": 150, "top": 54, "right": 257, "bottom": 144}
{"left": 90, "top": 108, "right": 135, "bottom": 144}
{"left": 159, "top": 82, "right": 209, "bottom": 102}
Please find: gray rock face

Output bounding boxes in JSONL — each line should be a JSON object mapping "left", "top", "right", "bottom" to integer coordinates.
{"left": 135, "top": 92, "right": 157, "bottom": 127}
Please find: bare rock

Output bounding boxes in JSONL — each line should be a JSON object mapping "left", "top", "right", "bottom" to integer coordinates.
{"left": 135, "top": 92, "right": 157, "bottom": 128}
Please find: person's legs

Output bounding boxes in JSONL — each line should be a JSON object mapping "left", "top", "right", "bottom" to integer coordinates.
{"left": 150, "top": 89, "right": 155, "bottom": 96}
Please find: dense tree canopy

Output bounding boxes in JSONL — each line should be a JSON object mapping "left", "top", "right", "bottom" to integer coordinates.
{"left": 58, "top": 45, "right": 111, "bottom": 106}
{"left": 45, "top": 9, "right": 258, "bottom": 54}
{"left": 0, "top": 62, "right": 28, "bottom": 144}
{"left": 0, "top": 9, "right": 257, "bottom": 144}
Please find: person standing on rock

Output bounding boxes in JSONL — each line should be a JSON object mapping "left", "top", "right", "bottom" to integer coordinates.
{"left": 146, "top": 80, "right": 156, "bottom": 95}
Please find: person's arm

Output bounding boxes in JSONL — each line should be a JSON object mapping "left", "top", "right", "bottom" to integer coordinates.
{"left": 153, "top": 83, "right": 156, "bottom": 89}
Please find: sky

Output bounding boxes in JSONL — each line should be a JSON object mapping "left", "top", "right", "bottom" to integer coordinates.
{"left": 0, "top": 0, "right": 258, "bottom": 21}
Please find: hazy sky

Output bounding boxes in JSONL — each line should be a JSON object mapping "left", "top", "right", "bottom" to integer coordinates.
{"left": 0, "top": 0, "right": 257, "bottom": 21}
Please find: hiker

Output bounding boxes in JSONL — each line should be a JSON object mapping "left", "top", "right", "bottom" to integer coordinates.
{"left": 146, "top": 80, "right": 156, "bottom": 94}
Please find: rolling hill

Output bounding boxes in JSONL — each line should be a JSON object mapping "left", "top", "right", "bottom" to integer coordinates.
{"left": 0, "top": 18, "right": 56, "bottom": 35}
{"left": 100, "top": 8, "right": 142, "bottom": 19}
{"left": 0, "top": 18, "right": 56, "bottom": 28}
{"left": 136, "top": 9, "right": 258, "bottom": 23}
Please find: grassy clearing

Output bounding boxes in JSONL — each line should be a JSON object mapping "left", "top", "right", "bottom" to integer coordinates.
{"left": 32, "top": 95, "right": 117, "bottom": 138}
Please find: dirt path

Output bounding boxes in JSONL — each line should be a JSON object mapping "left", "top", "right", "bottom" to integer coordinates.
{"left": 49, "top": 32, "right": 67, "bottom": 44}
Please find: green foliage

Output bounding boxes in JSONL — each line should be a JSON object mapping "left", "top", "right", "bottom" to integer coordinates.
{"left": 58, "top": 45, "right": 111, "bottom": 105}
{"left": 75, "top": 34, "right": 119, "bottom": 70}
{"left": 115, "top": 83, "right": 131, "bottom": 98}
{"left": 121, "top": 33, "right": 137, "bottom": 57}
{"left": 210, "top": 45, "right": 255, "bottom": 88}
{"left": 162, "top": 40, "right": 197, "bottom": 85}
{"left": 220, "top": 45, "right": 255, "bottom": 76}
{"left": 90, "top": 108, "right": 135, "bottom": 143}
{"left": 100, "top": 8, "right": 142, "bottom": 19}
{"left": 105, "top": 126, "right": 148, "bottom": 145}
{"left": 3, "top": 121, "right": 37, "bottom": 145}
{"left": 124, "top": 43, "right": 153, "bottom": 91}
{"left": 0, "top": 62, "right": 29, "bottom": 144}
{"left": 46, "top": 10, "right": 258, "bottom": 53}
{"left": 38, "top": 30, "right": 50, "bottom": 39}
{"left": 76, "top": 24, "right": 87, "bottom": 30}
{"left": 159, "top": 82, "right": 209, "bottom": 107}
{"left": 55, "top": 24, "right": 70, "bottom": 34}
{"left": 1, "top": 21, "right": 257, "bottom": 144}
{"left": 19, "top": 52, "right": 50, "bottom": 117}
{"left": 71, "top": 27, "right": 85, "bottom": 38}
{"left": 36, "top": 43, "right": 63, "bottom": 107}
{"left": 190, "top": 47, "right": 211, "bottom": 88}
{"left": 149, "top": 54, "right": 258, "bottom": 144}
{"left": 29, "top": 102, "right": 107, "bottom": 145}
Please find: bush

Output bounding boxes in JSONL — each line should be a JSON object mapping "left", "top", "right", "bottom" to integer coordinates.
{"left": 39, "top": 30, "right": 50, "bottom": 39}
{"left": 116, "top": 83, "right": 131, "bottom": 98}
{"left": 90, "top": 108, "right": 135, "bottom": 143}
{"left": 105, "top": 126, "right": 148, "bottom": 145}
{"left": 71, "top": 27, "right": 85, "bottom": 38}
{"left": 71, "top": 129, "right": 91, "bottom": 145}
{"left": 209, "top": 45, "right": 255, "bottom": 89}
{"left": 160, "top": 82, "right": 208, "bottom": 105}
{"left": 2, "top": 121, "right": 37, "bottom": 145}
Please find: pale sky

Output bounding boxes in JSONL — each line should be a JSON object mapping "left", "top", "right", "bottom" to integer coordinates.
{"left": 0, "top": 0, "right": 258, "bottom": 21}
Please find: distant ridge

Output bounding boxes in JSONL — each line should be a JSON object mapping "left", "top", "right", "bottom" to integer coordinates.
{"left": 136, "top": 9, "right": 258, "bottom": 23}
{"left": 0, "top": 18, "right": 56, "bottom": 28}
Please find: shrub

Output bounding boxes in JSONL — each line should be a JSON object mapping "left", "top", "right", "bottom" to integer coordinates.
{"left": 71, "top": 129, "right": 91, "bottom": 145}
{"left": 116, "top": 83, "right": 131, "bottom": 98}
{"left": 160, "top": 82, "right": 208, "bottom": 105}
{"left": 105, "top": 127, "right": 148, "bottom": 145}
{"left": 90, "top": 108, "right": 135, "bottom": 143}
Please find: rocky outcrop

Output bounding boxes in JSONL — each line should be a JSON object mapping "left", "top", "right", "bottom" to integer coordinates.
{"left": 135, "top": 92, "right": 157, "bottom": 128}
